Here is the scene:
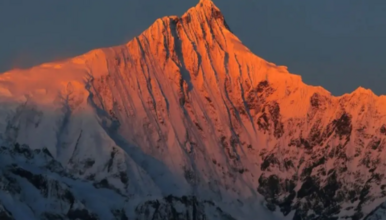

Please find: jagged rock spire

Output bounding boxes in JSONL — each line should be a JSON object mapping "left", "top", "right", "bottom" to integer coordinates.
{"left": 181, "top": 0, "right": 232, "bottom": 32}
{"left": 198, "top": 0, "right": 216, "bottom": 8}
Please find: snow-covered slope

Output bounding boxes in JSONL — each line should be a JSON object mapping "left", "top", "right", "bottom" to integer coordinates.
{"left": 1, "top": 0, "right": 386, "bottom": 219}
{"left": 0, "top": 143, "right": 242, "bottom": 220}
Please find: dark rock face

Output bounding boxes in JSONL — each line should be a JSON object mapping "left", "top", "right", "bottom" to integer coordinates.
{"left": 135, "top": 195, "right": 236, "bottom": 220}
{"left": 0, "top": 204, "right": 14, "bottom": 220}
{"left": 236, "top": 80, "right": 386, "bottom": 219}
{"left": 67, "top": 208, "right": 98, "bottom": 220}
{"left": 0, "top": 144, "right": 103, "bottom": 220}
{"left": 242, "top": 81, "right": 285, "bottom": 139}
{"left": 0, "top": 143, "right": 239, "bottom": 220}
{"left": 256, "top": 101, "right": 283, "bottom": 137}
{"left": 332, "top": 113, "right": 352, "bottom": 140}
{"left": 255, "top": 100, "right": 386, "bottom": 219}
{"left": 380, "top": 125, "right": 386, "bottom": 135}
{"left": 245, "top": 81, "right": 274, "bottom": 115}
{"left": 10, "top": 167, "right": 49, "bottom": 195}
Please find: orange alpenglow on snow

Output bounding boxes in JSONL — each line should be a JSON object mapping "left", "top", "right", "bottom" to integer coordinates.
{"left": 0, "top": 1, "right": 386, "bottom": 219}
{"left": 0, "top": 0, "right": 383, "bottom": 110}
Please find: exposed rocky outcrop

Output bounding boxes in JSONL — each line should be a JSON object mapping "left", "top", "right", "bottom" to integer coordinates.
{"left": 0, "top": 143, "right": 237, "bottom": 220}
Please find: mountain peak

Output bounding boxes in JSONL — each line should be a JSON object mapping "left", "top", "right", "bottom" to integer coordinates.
{"left": 2, "top": 1, "right": 386, "bottom": 220}
{"left": 180, "top": 0, "right": 231, "bottom": 32}
{"left": 197, "top": 0, "right": 216, "bottom": 8}
{"left": 192, "top": 0, "right": 222, "bottom": 18}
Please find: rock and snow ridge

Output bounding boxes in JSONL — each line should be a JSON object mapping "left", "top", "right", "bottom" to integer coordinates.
{"left": 1, "top": 0, "right": 386, "bottom": 219}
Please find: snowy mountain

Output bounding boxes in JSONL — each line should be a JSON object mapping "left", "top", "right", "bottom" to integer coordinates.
{"left": 1, "top": 0, "right": 386, "bottom": 219}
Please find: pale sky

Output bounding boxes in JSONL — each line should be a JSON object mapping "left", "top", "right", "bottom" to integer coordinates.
{"left": 1, "top": 0, "right": 385, "bottom": 95}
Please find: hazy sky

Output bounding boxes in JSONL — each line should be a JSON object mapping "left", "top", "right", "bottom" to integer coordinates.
{"left": 1, "top": 0, "right": 385, "bottom": 95}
